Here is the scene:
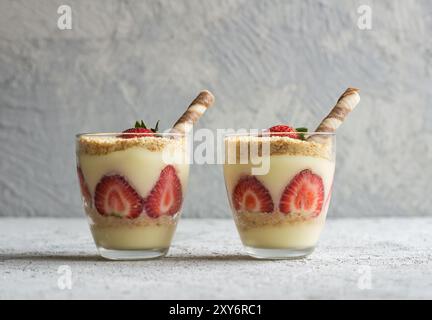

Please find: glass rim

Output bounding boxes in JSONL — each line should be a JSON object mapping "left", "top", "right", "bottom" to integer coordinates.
{"left": 223, "top": 131, "right": 336, "bottom": 138}
{"left": 75, "top": 132, "right": 185, "bottom": 138}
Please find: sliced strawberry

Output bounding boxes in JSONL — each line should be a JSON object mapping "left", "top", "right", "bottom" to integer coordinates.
{"left": 94, "top": 175, "right": 144, "bottom": 219}
{"left": 144, "top": 165, "right": 183, "bottom": 218}
{"left": 77, "top": 167, "right": 92, "bottom": 207}
{"left": 268, "top": 125, "right": 300, "bottom": 139}
{"left": 232, "top": 176, "right": 274, "bottom": 213}
{"left": 279, "top": 169, "right": 324, "bottom": 219}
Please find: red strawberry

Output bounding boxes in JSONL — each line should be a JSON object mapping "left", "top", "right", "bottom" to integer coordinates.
{"left": 268, "top": 125, "right": 300, "bottom": 139}
{"left": 232, "top": 176, "right": 274, "bottom": 213}
{"left": 120, "top": 127, "right": 154, "bottom": 138}
{"left": 119, "top": 120, "right": 159, "bottom": 139}
{"left": 77, "top": 167, "right": 92, "bottom": 207}
{"left": 144, "top": 165, "right": 183, "bottom": 218}
{"left": 279, "top": 169, "right": 324, "bottom": 219}
{"left": 94, "top": 175, "right": 144, "bottom": 219}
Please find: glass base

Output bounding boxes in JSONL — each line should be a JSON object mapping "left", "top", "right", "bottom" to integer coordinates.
{"left": 244, "top": 246, "right": 315, "bottom": 260}
{"left": 98, "top": 247, "right": 169, "bottom": 260}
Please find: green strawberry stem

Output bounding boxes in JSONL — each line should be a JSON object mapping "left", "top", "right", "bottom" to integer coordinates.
{"left": 134, "top": 120, "right": 160, "bottom": 132}
{"left": 295, "top": 127, "right": 308, "bottom": 140}
{"left": 152, "top": 120, "right": 159, "bottom": 133}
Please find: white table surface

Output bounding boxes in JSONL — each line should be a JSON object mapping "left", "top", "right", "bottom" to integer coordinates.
{"left": 0, "top": 217, "right": 431, "bottom": 299}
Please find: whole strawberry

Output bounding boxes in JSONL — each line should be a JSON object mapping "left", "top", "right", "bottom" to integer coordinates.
{"left": 268, "top": 125, "right": 308, "bottom": 140}
{"left": 120, "top": 120, "right": 160, "bottom": 139}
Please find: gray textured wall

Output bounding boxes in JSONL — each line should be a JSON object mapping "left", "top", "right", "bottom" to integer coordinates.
{"left": 0, "top": 0, "right": 431, "bottom": 218}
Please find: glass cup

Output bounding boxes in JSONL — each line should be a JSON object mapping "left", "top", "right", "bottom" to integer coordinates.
{"left": 223, "top": 131, "right": 335, "bottom": 259}
{"left": 76, "top": 132, "right": 189, "bottom": 260}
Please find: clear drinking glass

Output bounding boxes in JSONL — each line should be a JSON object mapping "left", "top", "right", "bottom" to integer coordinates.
{"left": 223, "top": 131, "right": 335, "bottom": 259}
{"left": 76, "top": 132, "right": 189, "bottom": 260}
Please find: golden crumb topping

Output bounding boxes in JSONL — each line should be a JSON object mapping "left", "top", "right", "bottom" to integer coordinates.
{"left": 224, "top": 136, "right": 332, "bottom": 160}
{"left": 77, "top": 135, "right": 186, "bottom": 155}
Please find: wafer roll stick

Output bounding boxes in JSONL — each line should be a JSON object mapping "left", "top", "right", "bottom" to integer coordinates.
{"left": 171, "top": 90, "right": 215, "bottom": 135}
{"left": 308, "top": 88, "right": 360, "bottom": 142}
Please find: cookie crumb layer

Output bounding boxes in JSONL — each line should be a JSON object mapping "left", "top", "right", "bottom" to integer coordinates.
{"left": 86, "top": 207, "right": 178, "bottom": 227}
{"left": 234, "top": 211, "right": 324, "bottom": 230}
{"left": 77, "top": 135, "right": 186, "bottom": 155}
{"left": 225, "top": 135, "right": 333, "bottom": 160}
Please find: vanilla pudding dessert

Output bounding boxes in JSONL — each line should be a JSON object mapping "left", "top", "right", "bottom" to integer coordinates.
{"left": 224, "top": 131, "right": 335, "bottom": 259}
{"left": 76, "top": 90, "right": 215, "bottom": 260}
{"left": 77, "top": 132, "right": 189, "bottom": 259}
{"left": 223, "top": 88, "right": 360, "bottom": 259}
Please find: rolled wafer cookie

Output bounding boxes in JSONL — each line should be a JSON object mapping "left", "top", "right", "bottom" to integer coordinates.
{"left": 171, "top": 90, "right": 215, "bottom": 135}
{"left": 308, "top": 88, "right": 360, "bottom": 142}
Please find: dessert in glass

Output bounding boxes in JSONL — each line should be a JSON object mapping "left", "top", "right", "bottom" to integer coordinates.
{"left": 76, "top": 90, "right": 215, "bottom": 260}
{"left": 223, "top": 88, "right": 360, "bottom": 259}
{"left": 224, "top": 131, "right": 335, "bottom": 259}
{"left": 76, "top": 131, "right": 188, "bottom": 260}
